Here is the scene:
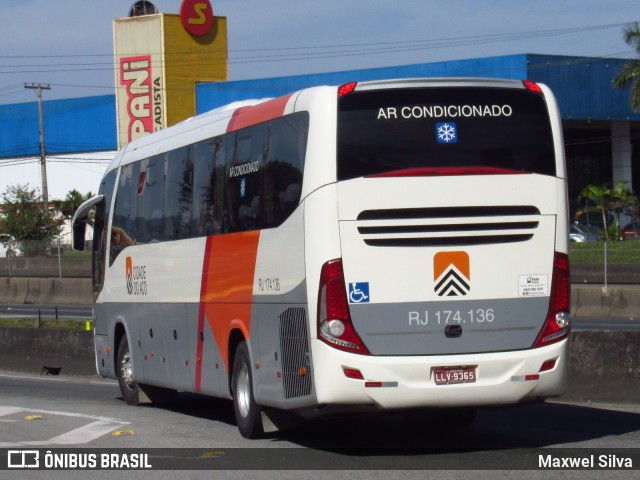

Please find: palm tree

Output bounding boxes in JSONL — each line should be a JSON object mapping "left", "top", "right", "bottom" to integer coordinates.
{"left": 579, "top": 184, "right": 611, "bottom": 241}
{"left": 579, "top": 182, "right": 635, "bottom": 241}
{"left": 613, "top": 22, "right": 640, "bottom": 112}
{"left": 57, "top": 189, "right": 95, "bottom": 225}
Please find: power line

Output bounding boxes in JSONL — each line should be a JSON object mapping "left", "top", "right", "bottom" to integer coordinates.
{"left": 0, "top": 21, "right": 633, "bottom": 74}
{"left": 0, "top": 20, "right": 632, "bottom": 60}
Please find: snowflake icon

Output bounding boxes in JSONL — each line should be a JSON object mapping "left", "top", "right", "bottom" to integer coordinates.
{"left": 436, "top": 122, "right": 458, "bottom": 144}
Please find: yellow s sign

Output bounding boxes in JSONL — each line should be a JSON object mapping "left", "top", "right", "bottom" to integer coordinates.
{"left": 180, "top": 0, "right": 214, "bottom": 36}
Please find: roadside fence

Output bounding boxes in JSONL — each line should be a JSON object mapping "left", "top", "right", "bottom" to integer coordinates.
{"left": 0, "top": 239, "right": 91, "bottom": 278}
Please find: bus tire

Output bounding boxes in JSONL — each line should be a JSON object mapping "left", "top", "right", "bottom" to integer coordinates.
{"left": 117, "top": 334, "right": 140, "bottom": 405}
{"left": 231, "top": 342, "right": 264, "bottom": 439}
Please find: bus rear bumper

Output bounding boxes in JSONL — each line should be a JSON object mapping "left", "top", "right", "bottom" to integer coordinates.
{"left": 310, "top": 338, "right": 568, "bottom": 410}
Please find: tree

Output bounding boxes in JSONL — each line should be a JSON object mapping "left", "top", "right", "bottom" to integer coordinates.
{"left": 0, "top": 184, "right": 63, "bottom": 256}
{"left": 613, "top": 22, "right": 640, "bottom": 112}
{"left": 56, "top": 189, "right": 94, "bottom": 225}
{"left": 579, "top": 182, "right": 636, "bottom": 241}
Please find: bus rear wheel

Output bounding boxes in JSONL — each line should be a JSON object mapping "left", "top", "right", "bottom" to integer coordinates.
{"left": 231, "top": 342, "right": 264, "bottom": 439}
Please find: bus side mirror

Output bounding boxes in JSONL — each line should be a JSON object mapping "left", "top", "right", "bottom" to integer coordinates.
{"left": 73, "top": 220, "right": 87, "bottom": 252}
{"left": 71, "top": 194, "right": 105, "bottom": 252}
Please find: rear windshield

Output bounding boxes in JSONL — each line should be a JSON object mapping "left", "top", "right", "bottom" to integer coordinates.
{"left": 337, "top": 86, "right": 556, "bottom": 180}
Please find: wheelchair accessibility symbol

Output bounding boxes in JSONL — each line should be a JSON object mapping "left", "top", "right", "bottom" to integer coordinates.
{"left": 348, "top": 282, "right": 370, "bottom": 304}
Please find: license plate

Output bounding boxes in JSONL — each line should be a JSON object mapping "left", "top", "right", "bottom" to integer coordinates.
{"left": 433, "top": 366, "right": 476, "bottom": 385}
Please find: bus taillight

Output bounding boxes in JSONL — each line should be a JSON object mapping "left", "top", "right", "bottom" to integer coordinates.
{"left": 533, "top": 252, "right": 571, "bottom": 348}
{"left": 317, "top": 259, "right": 370, "bottom": 354}
{"left": 523, "top": 80, "right": 543, "bottom": 94}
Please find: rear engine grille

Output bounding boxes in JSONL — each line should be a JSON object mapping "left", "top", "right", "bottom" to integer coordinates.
{"left": 356, "top": 206, "right": 540, "bottom": 247}
{"left": 278, "top": 307, "right": 313, "bottom": 399}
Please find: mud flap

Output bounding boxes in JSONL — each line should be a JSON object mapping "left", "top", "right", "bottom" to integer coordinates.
{"left": 260, "top": 411, "right": 279, "bottom": 433}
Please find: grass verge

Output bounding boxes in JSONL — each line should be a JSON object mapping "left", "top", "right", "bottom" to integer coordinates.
{"left": 569, "top": 240, "right": 640, "bottom": 264}
{"left": 0, "top": 318, "right": 89, "bottom": 330}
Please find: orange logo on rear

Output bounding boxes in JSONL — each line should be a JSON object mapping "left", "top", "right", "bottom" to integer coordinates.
{"left": 434, "top": 251, "right": 470, "bottom": 296}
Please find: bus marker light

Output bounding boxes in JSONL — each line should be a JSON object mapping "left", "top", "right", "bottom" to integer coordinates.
{"left": 523, "top": 80, "right": 543, "bottom": 94}
{"left": 299, "top": 367, "right": 307, "bottom": 376}
{"left": 343, "top": 368, "right": 364, "bottom": 380}
{"left": 539, "top": 359, "right": 557, "bottom": 372}
{"left": 338, "top": 82, "right": 357, "bottom": 97}
{"left": 365, "top": 382, "right": 398, "bottom": 388}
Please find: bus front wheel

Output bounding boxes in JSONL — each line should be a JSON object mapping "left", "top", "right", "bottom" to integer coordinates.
{"left": 231, "top": 342, "right": 264, "bottom": 438}
{"left": 117, "top": 335, "right": 140, "bottom": 405}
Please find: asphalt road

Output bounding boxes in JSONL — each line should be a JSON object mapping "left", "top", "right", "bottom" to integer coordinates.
{"left": 0, "top": 371, "right": 638, "bottom": 479}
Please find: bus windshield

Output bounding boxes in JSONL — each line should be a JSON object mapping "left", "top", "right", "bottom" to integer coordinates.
{"left": 337, "top": 86, "right": 556, "bottom": 181}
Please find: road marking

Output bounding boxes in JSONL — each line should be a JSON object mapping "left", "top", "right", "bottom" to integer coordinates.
{"left": 0, "top": 406, "right": 130, "bottom": 447}
{"left": 0, "top": 407, "right": 23, "bottom": 416}
{"left": 24, "top": 415, "right": 45, "bottom": 421}
{"left": 47, "top": 421, "right": 124, "bottom": 446}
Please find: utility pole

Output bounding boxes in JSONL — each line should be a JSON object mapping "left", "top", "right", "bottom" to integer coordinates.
{"left": 24, "top": 83, "right": 51, "bottom": 207}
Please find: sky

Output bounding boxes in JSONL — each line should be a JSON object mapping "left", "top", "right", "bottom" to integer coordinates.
{"left": 0, "top": 0, "right": 638, "bottom": 199}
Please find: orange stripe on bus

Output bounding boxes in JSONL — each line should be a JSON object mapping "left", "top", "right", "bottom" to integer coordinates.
{"left": 226, "top": 94, "right": 293, "bottom": 133}
{"left": 194, "top": 236, "right": 213, "bottom": 393}
{"left": 195, "top": 231, "right": 260, "bottom": 391}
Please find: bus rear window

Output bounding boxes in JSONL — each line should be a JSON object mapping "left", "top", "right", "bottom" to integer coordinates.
{"left": 337, "top": 86, "right": 556, "bottom": 180}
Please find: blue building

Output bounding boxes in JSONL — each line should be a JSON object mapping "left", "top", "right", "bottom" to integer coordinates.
{"left": 1, "top": 53, "right": 638, "bottom": 214}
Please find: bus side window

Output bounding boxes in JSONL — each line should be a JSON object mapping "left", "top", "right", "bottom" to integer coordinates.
{"left": 135, "top": 155, "right": 163, "bottom": 244}
{"left": 93, "top": 169, "right": 116, "bottom": 296}
{"left": 192, "top": 138, "right": 216, "bottom": 236}
{"left": 226, "top": 124, "right": 266, "bottom": 233}
{"left": 213, "top": 137, "right": 227, "bottom": 234}
{"left": 262, "top": 113, "right": 308, "bottom": 228}
{"left": 110, "top": 162, "right": 139, "bottom": 265}
{"left": 164, "top": 146, "right": 193, "bottom": 241}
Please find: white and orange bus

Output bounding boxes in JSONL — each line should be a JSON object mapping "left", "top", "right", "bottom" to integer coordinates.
{"left": 73, "top": 78, "right": 571, "bottom": 438}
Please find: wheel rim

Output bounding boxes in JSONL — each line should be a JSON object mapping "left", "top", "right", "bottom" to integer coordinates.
{"left": 120, "top": 351, "right": 136, "bottom": 390}
{"left": 236, "top": 363, "right": 251, "bottom": 419}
